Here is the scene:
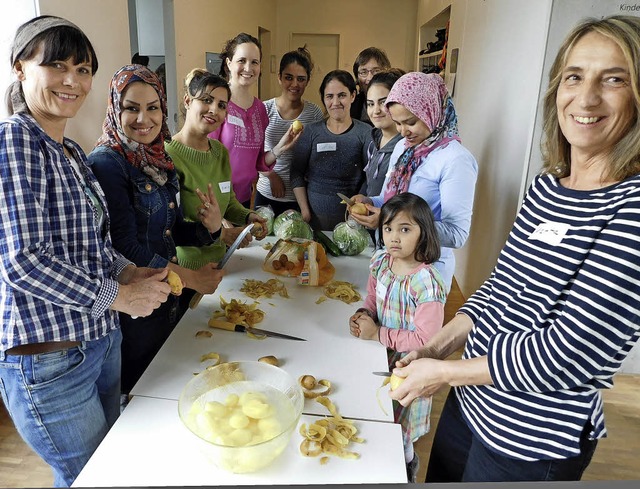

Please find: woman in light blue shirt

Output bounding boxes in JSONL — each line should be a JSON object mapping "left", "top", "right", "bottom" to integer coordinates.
{"left": 351, "top": 72, "right": 477, "bottom": 292}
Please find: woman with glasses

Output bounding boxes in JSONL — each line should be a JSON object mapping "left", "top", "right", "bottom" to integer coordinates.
{"left": 351, "top": 47, "right": 391, "bottom": 124}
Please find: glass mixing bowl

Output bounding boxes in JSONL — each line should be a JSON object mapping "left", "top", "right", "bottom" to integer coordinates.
{"left": 178, "top": 361, "right": 304, "bottom": 473}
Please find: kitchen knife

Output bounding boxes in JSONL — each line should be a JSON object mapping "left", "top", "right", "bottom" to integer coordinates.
{"left": 208, "top": 319, "right": 306, "bottom": 341}
{"left": 336, "top": 192, "right": 356, "bottom": 206}
{"left": 189, "top": 223, "right": 255, "bottom": 309}
{"left": 372, "top": 371, "right": 392, "bottom": 377}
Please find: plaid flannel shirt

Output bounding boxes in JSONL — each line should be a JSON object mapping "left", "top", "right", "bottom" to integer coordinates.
{"left": 0, "top": 114, "right": 131, "bottom": 352}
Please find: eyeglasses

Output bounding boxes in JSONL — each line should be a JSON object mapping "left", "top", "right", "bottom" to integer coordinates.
{"left": 357, "top": 68, "right": 382, "bottom": 77}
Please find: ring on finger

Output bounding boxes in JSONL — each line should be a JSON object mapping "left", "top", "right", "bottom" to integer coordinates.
{"left": 199, "top": 208, "right": 206, "bottom": 216}
{"left": 204, "top": 202, "right": 211, "bottom": 209}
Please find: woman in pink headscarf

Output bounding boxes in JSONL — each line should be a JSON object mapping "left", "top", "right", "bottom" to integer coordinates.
{"left": 350, "top": 72, "right": 478, "bottom": 293}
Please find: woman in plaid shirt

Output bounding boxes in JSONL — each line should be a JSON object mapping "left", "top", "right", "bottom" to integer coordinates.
{"left": 0, "top": 16, "right": 170, "bottom": 487}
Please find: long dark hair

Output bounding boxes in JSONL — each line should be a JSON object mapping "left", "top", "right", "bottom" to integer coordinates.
{"left": 180, "top": 68, "right": 230, "bottom": 121}
{"left": 378, "top": 193, "right": 440, "bottom": 264}
{"left": 279, "top": 46, "right": 314, "bottom": 78}
{"left": 218, "top": 32, "right": 262, "bottom": 79}
{"left": 366, "top": 68, "right": 406, "bottom": 96}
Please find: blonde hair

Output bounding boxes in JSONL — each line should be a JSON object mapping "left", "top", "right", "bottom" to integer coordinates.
{"left": 541, "top": 15, "right": 640, "bottom": 181}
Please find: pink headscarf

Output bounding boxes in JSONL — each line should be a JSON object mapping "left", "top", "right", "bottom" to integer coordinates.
{"left": 382, "top": 72, "right": 460, "bottom": 201}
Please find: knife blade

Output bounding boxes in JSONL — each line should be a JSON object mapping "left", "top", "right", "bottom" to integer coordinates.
{"left": 189, "top": 223, "right": 255, "bottom": 309}
{"left": 372, "top": 371, "right": 392, "bottom": 377}
{"left": 208, "top": 319, "right": 306, "bottom": 341}
{"left": 216, "top": 223, "right": 254, "bottom": 270}
{"left": 336, "top": 192, "right": 355, "bottom": 206}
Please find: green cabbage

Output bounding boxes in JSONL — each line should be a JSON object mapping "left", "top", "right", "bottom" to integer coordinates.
{"left": 332, "top": 219, "right": 370, "bottom": 255}
{"left": 273, "top": 210, "right": 313, "bottom": 240}
{"left": 254, "top": 205, "right": 275, "bottom": 235}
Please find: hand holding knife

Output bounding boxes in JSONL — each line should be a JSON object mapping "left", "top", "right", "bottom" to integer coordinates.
{"left": 189, "top": 224, "right": 254, "bottom": 309}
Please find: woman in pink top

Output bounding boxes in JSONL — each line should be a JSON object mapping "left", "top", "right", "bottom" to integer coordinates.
{"left": 210, "top": 33, "right": 299, "bottom": 207}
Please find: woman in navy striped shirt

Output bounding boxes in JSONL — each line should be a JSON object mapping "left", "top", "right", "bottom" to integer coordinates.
{"left": 389, "top": 15, "right": 640, "bottom": 482}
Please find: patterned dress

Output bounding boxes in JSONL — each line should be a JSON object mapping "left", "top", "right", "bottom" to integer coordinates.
{"left": 366, "top": 249, "right": 447, "bottom": 447}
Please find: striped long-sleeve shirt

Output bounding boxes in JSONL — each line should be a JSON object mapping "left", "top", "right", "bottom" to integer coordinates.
{"left": 457, "top": 173, "right": 640, "bottom": 461}
{"left": 256, "top": 99, "right": 323, "bottom": 202}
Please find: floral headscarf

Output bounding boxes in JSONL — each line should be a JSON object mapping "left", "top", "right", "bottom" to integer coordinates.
{"left": 95, "top": 64, "right": 173, "bottom": 185}
{"left": 382, "top": 72, "right": 460, "bottom": 201}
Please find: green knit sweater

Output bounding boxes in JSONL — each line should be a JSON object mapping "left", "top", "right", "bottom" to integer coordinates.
{"left": 165, "top": 138, "right": 251, "bottom": 269}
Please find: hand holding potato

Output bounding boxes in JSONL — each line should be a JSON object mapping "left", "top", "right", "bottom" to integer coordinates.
{"left": 247, "top": 213, "right": 268, "bottom": 240}
{"left": 388, "top": 357, "right": 447, "bottom": 407}
{"left": 349, "top": 203, "right": 380, "bottom": 230}
{"left": 221, "top": 226, "right": 253, "bottom": 248}
{"left": 111, "top": 269, "right": 171, "bottom": 317}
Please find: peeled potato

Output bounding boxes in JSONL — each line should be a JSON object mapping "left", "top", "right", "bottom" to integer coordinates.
{"left": 389, "top": 373, "right": 405, "bottom": 391}
{"left": 292, "top": 120, "right": 303, "bottom": 134}
{"left": 242, "top": 399, "right": 272, "bottom": 419}
{"left": 350, "top": 202, "right": 369, "bottom": 216}
{"left": 258, "top": 355, "right": 279, "bottom": 366}
{"left": 166, "top": 270, "right": 183, "bottom": 295}
{"left": 251, "top": 222, "right": 264, "bottom": 236}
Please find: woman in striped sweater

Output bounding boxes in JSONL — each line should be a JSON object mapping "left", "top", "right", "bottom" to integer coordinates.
{"left": 389, "top": 15, "right": 640, "bottom": 482}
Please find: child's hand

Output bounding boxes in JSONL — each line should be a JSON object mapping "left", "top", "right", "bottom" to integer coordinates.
{"left": 349, "top": 311, "right": 367, "bottom": 338}
{"left": 354, "top": 314, "right": 379, "bottom": 341}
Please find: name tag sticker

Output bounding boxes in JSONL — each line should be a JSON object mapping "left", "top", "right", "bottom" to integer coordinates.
{"left": 227, "top": 115, "right": 245, "bottom": 128}
{"left": 219, "top": 181, "right": 231, "bottom": 193}
{"left": 317, "top": 142, "right": 337, "bottom": 152}
{"left": 529, "top": 222, "right": 570, "bottom": 245}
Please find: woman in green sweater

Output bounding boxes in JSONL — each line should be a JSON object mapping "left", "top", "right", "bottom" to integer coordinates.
{"left": 165, "top": 68, "right": 267, "bottom": 274}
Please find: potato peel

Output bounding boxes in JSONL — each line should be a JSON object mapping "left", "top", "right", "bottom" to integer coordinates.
{"left": 298, "top": 395, "right": 363, "bottom": 462}
{"left": 195, "top": 330, "right": 213, "bottom": 338}
{"left": 240, "top": 278, "right": 289, "bottom": 299}
{"left": 376, "top": 377, "right": 391, "bottom": 416}
{"left": 323, "top": 281, "right": 362, "bottom": 305}
{"left": 299, "top": 378, "right": 332, "bottom": 399}
{"left": 200, "top": 352, "right": 221, "bottom": 364}
{"left": 211, "top": 296, "right": 265, "bottom": 327}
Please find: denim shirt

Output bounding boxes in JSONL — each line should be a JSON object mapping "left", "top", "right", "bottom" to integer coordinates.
{"left": 88, "top": 146, "right": 216, "bottom": 269}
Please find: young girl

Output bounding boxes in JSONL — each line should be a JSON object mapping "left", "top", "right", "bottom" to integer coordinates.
{"left": 210, "top": 33, "right": 298, "bottom": 208}
{"left": 349, "top": 192, "right": 447, "bottom": 482}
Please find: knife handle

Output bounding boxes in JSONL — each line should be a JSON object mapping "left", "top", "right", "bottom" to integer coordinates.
{"left": 207, "top": 319, "right": 245, "bottom": 333}
{"left": 189, "top": 292, "right": 204, "bottom": 309}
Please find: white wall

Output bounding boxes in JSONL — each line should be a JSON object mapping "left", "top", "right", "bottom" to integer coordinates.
{"left": 417, "top": 0, "right": 552, "bottom": 299}
{"left": 1, "top": 2, "right": 38, "bottom": 120}
{"left": 38, "top": 0, "right": 131, "bottom": 152}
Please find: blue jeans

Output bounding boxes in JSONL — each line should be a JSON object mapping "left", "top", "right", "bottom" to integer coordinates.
{"left": 426, "top": 389, "right": 598, "bottom": 482}
{"left": 0, "top": 328, "right": 122, "bottom": 487}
